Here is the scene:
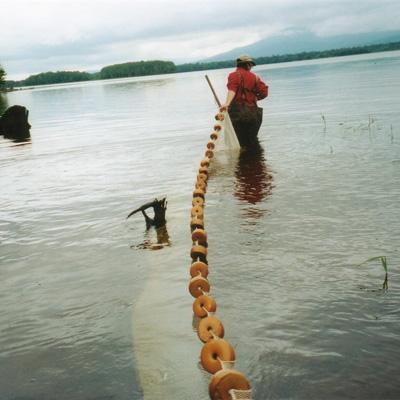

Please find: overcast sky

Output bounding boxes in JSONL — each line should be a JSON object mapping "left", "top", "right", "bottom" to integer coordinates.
{"left": 1, "top": 0, "right": 400, "bottom": 80}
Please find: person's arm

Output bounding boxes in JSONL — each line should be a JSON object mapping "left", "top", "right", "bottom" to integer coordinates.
{"left": 220, "top": 90, "right": 236, "bottom": 110}
{"left": 220, "top": 72, "right": 239, "bottom": 110}
{"left": 256, "top": 77, "right": 268, "bottom": 100}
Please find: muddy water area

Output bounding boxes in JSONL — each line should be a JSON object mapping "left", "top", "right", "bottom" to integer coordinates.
{"left": 1, "top": 51, "right": 400, "bottom": 399}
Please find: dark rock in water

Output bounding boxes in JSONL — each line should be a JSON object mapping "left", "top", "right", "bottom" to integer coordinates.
{"left": 127, "top": 198, "right": 170, "bottom": 250}
{"left": 0, "top": 105, "right": 31, "bottom": 142}
{"left": 127, "top": 197, "right": 167, "bottom": 229}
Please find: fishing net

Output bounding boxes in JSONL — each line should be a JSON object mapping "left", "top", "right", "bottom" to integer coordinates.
{"left": 197, "top": 360, "right": 252, "bottom": 399}
{"left": 229, "top": 388, "right": 252, "bottom": 399}
{"left": 213, "top": 110, "right": 241, "bottom": 158}
{"left": 220, "top": 360, "right": 235, "bottom": 370}
{"left": 222, "top": 111, "right": 240, "bottom": 150}
{"left": 208, "top": 110, "right": 240, "bottom": 176}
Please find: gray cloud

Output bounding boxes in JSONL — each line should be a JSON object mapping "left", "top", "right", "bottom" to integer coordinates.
{"left": 1, "top": 0, "right": 400, "bottom": 79}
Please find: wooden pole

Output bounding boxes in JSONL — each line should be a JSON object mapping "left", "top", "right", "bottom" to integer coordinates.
{"left": 205, "top": 75, "right": 222, "bottom": 108}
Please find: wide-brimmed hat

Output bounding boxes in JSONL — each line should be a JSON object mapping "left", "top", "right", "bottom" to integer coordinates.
{"left": 236, "top": 54, "right": 256, "bottom": 66}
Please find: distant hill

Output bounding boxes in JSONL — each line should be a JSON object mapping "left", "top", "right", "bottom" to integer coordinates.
{"left": 4, "top": 38, "right": 400, "bottom": 89}
{"left": 205, "top": 30, "right": 400, "bottom": 61}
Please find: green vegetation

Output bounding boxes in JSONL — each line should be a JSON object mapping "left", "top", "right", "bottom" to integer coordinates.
{"left": 176, "top": 41, "right": 400, "bottom": 73}
{"left": 358, "top": 256, "right": 388, "bottom": 291}
{"left": 3, "top": 40, "right": 400, "bottom": 89}
{"left": 5, "top": 60, "right": 176, "bottom": 88}
{"left": 0, "top": 93, "right": 8, "bottom": 115}
{"left": 176, "top": 60, "right": 235, "bottom": 72}
{"left": 99, "top": 60, "right": 176, "bottom": 79}
{"left": 255, "top": 41, "right": 400, "bottom": 65}
{"left": 0, "top": 65, "right": 6, "bottom": 91}
{"left": 23, "top": 70, "right": 92, "bottom": 86}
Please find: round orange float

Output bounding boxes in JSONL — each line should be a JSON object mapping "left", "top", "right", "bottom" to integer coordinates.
{"left": 193, "top": 188, "right": 205, "bottom": 199}
{"left": 191, "top": 228, "right": 207, "bottom": 244}
{"left": 205, "top": 149, "right": 214, "bottom": 159}
{"left": 200, "top": 158, "right": 210, "bottom": 167}
{"left": 210, "top": 132, "right": 219, "bottom": 141}
{"left": 197, "top": 172, "right": 208, "bottom": 183}
{"left": 195, "top": 180, "right": 207, "bottom": 192}
{"left": 192, "top": 196, "right": 204, "bottom": 207}
{"left": 209, "top": 369, "right": 251, "bottom": 400}
{"left": 190, "top": 216, "right": 204, "bottom": 231}
{"left": 199, "top": 166, "right": 209, "bottom": 175}
{"left": 190, "top": 244, "right": 207, "bottom": 261}
{"left": 192, "top": 294, "right": 216, "bottom": 317}
{"left": 207, "top": 141, "right": 215, "bottom": 150}
{"left": 215, "top": 113, "right": 225, "bottom": 121}
{"left": 200, "top": 338, "right": 235, "bottom": 374}
{"left": 189, "top": 275, "right": 210, "bottom": 298}
{"left": 191, "top": 205, "right": 204, "bottom": 219}
{"left": 197, "top": 315, "right": 224, "bottom": 342}
{"left": 214, "top": 124, "right": 222, "bottom": 131}
{"left": 190, "top": 260, "right": 209, "bottom": 278}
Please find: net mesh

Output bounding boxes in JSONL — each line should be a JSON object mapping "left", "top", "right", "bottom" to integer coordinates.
{"left": 202, "top": 309, "right": 215, "bottom": 318}
{"left": 229, "top": 388, "right": 252, "bottom": 400}
{"left": 222, "top": 112, "right": 240, "bottom": 150}
{"left": 220, "top": 359, "right": 235, "bottom": 370}
{"left": 214, "top": 111, "right": 240, "bottom": 152}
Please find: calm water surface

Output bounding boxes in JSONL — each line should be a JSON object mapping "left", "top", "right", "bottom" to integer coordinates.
{"left": 1, "top": 51, "right": 400, "bottom": 400}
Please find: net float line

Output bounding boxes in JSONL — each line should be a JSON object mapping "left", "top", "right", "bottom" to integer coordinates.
{"left": 190, "top": 260, "right": 209, "bottom": 279}
{"left": 210, "top": 132, "right": 219, "bottom": 141}
{"left": 193, "top": 295, "right": 216, "bottom": 318}
{"left": 191, "top": 204, "right": 205, "bottom": 219}
{"left": 192, "top": 196, "right": 205, "bottom": 207}
{"left": 198, "top": 172, "right": 208, "bottom": 183}
{"left": 201, "top": 338, "right": 236, "bottom": 374}
{"left": 187, "top": 108, "right": 252, "bottom": 399}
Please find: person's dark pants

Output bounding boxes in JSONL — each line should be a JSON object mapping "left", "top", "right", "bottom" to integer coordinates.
{"left": 228, "top": 103, "right": 263, "bottom": 148}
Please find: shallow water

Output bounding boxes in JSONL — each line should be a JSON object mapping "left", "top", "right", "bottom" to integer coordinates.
{"left": 1, "top": 51, "right": 400, "bottom": 400}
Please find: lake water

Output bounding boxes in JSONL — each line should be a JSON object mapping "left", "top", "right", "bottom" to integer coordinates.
{"left": 1, "top": 51, "right": 400, "bottom": 400}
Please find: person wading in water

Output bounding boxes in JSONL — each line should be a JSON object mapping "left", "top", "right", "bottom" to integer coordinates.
{"left": 220, "top": 55, "right": 269, "bottom": 148}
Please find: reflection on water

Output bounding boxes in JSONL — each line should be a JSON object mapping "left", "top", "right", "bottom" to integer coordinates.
{"left": 234, "top": 141, "right": 274, "bottom": 219}
{"left": 234, "top": 141, "right": 274, "bottom": 204}
{"left": 133, "top": 225, "right": 171, "bottom": 250}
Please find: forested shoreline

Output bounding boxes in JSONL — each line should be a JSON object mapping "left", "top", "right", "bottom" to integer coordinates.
{"left": 2, "top": 41, "right": 400, "bottom": 89}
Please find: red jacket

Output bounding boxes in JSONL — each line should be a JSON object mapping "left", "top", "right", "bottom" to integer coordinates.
{"left": 227, "top": 67, "right": 268, "bottom": 106}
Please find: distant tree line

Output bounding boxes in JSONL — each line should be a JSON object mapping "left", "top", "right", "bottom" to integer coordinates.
{"left": 23, "top": 70, "right": 92, "bottom": 86}
{"left": 0, "top": 64, "right": 7, "bottom": 116}
{"left": 4, "top": 60, "right": 176, "bottom": 88}
{"left": 3, "top": 41, "right": 400, "bottom": 89}
{"left": 4, "top": 70, "right": 93, "bottom": 89}
{"left": 0, "top": 64, "right": 6, "bottom": 90}
{"left": 177, "top": 41, "right": 400, "bottom": 72}
{"left": 99, "top": 60, "right": 176, "bottom": 79}
{"left": 254, "top": 41, "right": 400, "bottom": 65}
{"left": 175, "top": 60, "right": 236, "bottom": 72}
